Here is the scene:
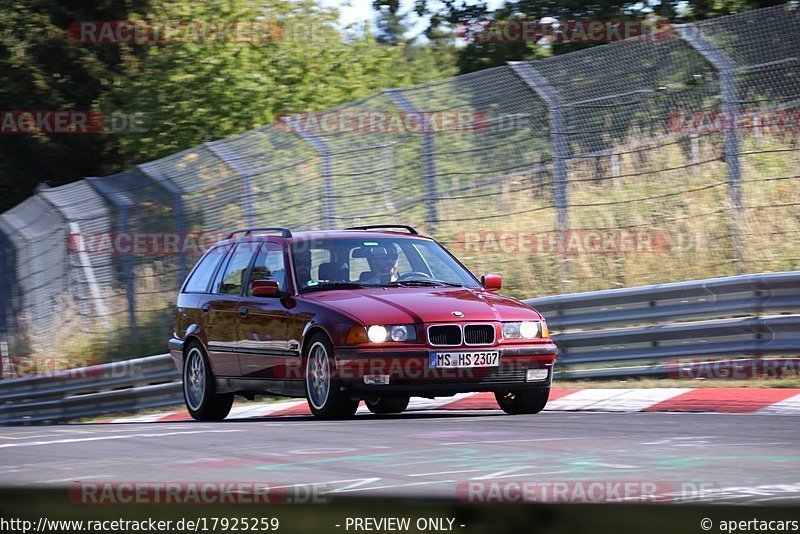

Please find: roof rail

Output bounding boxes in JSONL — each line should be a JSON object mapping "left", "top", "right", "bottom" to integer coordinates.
{"left": 344, "top": 225, "right": 419, "bottom": 235}
{"left": 225, "top": 227, "right": 293, "bottom": 239}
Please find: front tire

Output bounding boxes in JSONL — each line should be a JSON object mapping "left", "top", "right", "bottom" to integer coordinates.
{"left": 304, "top": 334, "right": 359, "bottom": 419}
{"left": 365, "top": 396, "right": 410, "bottom": 415}
{"left": 183, "top": 341, "right": 233, "bottom": 421}
{"left": 495, "top": 388, "right": 550, "bottom": 415}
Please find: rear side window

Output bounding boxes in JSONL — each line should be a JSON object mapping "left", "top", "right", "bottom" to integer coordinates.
{"left": 214, "top": 243, "right": 257, "bottom": 295}
{"left": 183, "top": 246, "right": 228, "bottom": 293}
{"left": 247, "top": 242, "right": 288, "bottom": 295}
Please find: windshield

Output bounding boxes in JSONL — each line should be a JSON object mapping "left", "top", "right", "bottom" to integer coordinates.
{"left": 290, "top": 237, "right": 481, "bottom": 292}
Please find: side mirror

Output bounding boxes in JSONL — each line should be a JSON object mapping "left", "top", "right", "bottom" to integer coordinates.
{"left": 252, "top": 279, "right": 281, "bottom": 297}
{"left": 481, "top": 273, "right": 502, "bottom": 291}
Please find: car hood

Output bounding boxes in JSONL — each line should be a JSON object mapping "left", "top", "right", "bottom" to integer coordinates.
{"left": 304, "top": 286, "right": 542, "bottom": 324}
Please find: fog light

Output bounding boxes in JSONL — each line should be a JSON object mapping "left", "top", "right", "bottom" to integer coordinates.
{"left": 526, "top": 368, "right": 549, "bottom": 381}
{"left": 363, "top": 374, "right": 390, "bottom": 385}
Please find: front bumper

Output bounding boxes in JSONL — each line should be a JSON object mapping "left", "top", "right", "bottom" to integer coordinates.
{"left": 334, "top": 343, "right": 557, "bottom": 395}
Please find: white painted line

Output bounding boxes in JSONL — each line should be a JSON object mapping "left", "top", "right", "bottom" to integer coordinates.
{"left": 477, "top": 470, "right": 572, "bottom": 481}
{"left": 570, "top": 461, "right": 638, "bottom": 469}
{"left": 579, "top": 388, "right": 694, "bottom": 412}
{"left": 110, "top": 414, "right": 169, "bottom": 424}
{"left": 0, "top": 434, "right": 54, "bottom": 440}
{"left": 407, "top": 469, "right": 486, "bottom": 477}
{"left": 328, "top": 479, "right": 455, "bottom": 494}
{"left": 757, "top": 393, "right": 800, "bottom": 415}
{"left": 0, "top": 429, "right": 243, "bottom": 449}
{"left": 441, "top": 436, "right": 605, "bottom": 446}
{"left": 545, "top": 388, "right": 693, "bottom": 412}
{"left": 37, "top": 475, "right": 114, "bottom": 483}
{"left": 470, "top": 466, "right": 536, "bottom": 480}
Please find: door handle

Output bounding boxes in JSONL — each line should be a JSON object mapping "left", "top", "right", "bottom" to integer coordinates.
{"left": 238, "top": 306, "right": 249, "bottom": 316}
{"left": 201, "top": 303, "right": 210, "bottom": 314}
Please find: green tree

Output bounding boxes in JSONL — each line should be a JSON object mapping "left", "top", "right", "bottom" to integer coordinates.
{"left": 0, "top": 0, "right": 457, "bottom": 213}
{"left": 0, "top": 0, "right": 151, "bottom": 212}
{"left": 417, "top": 0, "right": 788, "bottom": 73}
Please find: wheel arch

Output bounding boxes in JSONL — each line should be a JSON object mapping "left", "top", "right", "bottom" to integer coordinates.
{"left": 301, "top": 324, "right": 333, "bottom": 358}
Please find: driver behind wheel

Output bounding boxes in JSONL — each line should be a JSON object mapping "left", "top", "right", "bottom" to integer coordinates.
{"left": 293, "top": 247, "right": 313, "bottom": 288}
{"left": 359, "top": 245, "right": 399, "bottom": 285}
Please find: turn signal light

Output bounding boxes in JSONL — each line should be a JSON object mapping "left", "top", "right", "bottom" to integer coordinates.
{"left": 346, "top": 326, "right": 368, "bottom": 344}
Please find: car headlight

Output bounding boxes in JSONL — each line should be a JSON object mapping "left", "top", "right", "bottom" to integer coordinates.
{"left": 502, "top": 321, "right": 540, "bottom": 339}
{"left": 520, "top": 321, "right": 539, "bottom": 338}
{"left": 389, "top": 325, "right": 409, "bottom": 342}
{"left": 367, "top": 325, "right": 389, "bottom": 343}
{"left": 366, "top": 324, "right": 416, "bottom": 343}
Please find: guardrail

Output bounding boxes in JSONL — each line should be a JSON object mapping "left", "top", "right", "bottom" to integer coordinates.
{"left": 1, "top": 271, "right": 798, "bottom": 424}
{"left": 0, "top": 355, "right": 181, "bottom": 424}
{"left": 523, "top": 271, "right": 800, "bottom": 378}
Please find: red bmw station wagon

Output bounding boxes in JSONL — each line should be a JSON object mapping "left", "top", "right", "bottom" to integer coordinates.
{"left": 169, "top": 225, "right": 558, "bottom": 420}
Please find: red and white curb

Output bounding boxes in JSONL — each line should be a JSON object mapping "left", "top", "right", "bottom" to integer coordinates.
{"left": 100, "top": 387, "right": 800, "bottom": 423}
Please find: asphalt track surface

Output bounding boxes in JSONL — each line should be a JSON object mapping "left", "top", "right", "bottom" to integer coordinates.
{"left": 1, "top": 410, "right": 799, "bottom": 505}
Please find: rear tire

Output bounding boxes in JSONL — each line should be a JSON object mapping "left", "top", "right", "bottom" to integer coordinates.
{"left": 183, "top": 341, "right": 233, "bottom": 421}
{"left": 365, "top": 396, "right": 410, "bottom": 415}
{"left": 304, "top": 333, "right": 359, "bottom": 419}
{"left": 495, "top": 388, "right": 550, "bottom": 415}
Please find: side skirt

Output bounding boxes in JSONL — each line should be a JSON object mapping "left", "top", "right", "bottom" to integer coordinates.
{"left": 215, "top": 377, "right": 306, "bottom": 398}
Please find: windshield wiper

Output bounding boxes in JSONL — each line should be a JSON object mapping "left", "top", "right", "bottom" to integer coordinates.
{"left": 385, "top": 280, "right": 463, "bottom": 287}
{"left": 302, "top": 281, "right": 371, "bottom": 292}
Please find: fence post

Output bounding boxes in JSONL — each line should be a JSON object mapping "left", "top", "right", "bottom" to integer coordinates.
{"left": 85, "top": 178, "right": 136, "bottom": 336}
{"left": 0, "top": 229, "right": 13, "bottom": 348}
{"left": 137, "top": 166, "right": 190, "bottom": 283}
{"left": 294, "top": 132, "right": 336, "bottom": 230}
{"left": 384, "top": 89, "right": 439, "bottom": 233}
{"left": 204, "top": 141, "right": 255, "bottom": 227}
{"left": 610, "top": 153, "right": 621, "bottom": 186}
{"left": 35, "top": 184, "right": 115, "bottom": 336}
{"left": 677, "top": 24, "right": 744, "bottom": 272}
{"left": 509, "top": 62, "right": 570, "bottom": 283}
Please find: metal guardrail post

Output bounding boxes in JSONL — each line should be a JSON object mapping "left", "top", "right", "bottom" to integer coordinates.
{"left": 204, "top": 141, "right": 255, "bottom": 227}
{"left": 676, "top": 25, "right": 744, "bottom": 272}
{"left": 509, "top": 62, "right": 570, "bottom": 283}
{"left": 384, "top": 89, "right": 439, "bottom": 233}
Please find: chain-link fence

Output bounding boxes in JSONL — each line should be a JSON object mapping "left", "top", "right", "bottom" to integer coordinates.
{"left": 1, "top": 5, "right": 799, "bottom": 357}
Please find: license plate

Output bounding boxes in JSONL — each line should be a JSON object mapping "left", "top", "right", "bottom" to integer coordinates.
{"left": 429, "top": 351, "right": 499, "bottom": 369}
